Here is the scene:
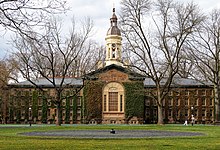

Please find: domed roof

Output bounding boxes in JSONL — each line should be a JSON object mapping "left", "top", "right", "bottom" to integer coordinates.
{"left": 106, "top": 8, "right": 121, "bottom": 36}
{"left": 107, "top": 26, "right": 121, "bottom": 36}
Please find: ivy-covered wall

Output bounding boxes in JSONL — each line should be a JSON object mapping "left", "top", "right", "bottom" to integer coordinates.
{"left": 0, "top": 97, "right": 2, "bottom": 122}
{"left": 42, "top": 96, "right": 48, "bottom": 123}
{"left": 32, "top": 91, "right": 38, "bottom": 122}
{"left": 123, "top": 81, "right": 145, "bottom": 121}
{"left": 83, "top": 81, "right": 104, "bottom": 123}
{"left": 65, "top": 96, "right": 70, "bottom": 123}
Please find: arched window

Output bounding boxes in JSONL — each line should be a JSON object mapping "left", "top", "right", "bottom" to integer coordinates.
{"left": 112, "top": 43, "right": 116, "bottom": 59}
{"left": 103, "top": 82, "right": 124, "bottom": 112}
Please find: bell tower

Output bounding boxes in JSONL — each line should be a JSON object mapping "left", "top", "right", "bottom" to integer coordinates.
{"left": 105, "top": 8, "right": 123, "bottom": 67}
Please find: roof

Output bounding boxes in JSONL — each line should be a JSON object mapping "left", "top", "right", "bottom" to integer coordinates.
{"left": 84, "top": 64, "right": 145, "bottom": 80}
{"left": 144, "top": 77, "right": 212, "bottom": 88}
{"left": 107, "top": 26, "right": 121, "bottom": 36}
{"left": 8, "top": 68, "right": 212, "bottom": 88}
{"left": 106, "top": 8, "right": 121, "bottom": 36}
{"left": 8, "top": 77, "right": 83, "bottom": 88}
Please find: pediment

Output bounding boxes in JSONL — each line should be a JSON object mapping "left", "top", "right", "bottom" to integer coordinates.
{"left": 84, "top": 64, "right": 145, "bottom": 81}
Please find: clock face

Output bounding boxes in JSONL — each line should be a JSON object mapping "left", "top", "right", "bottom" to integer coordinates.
{"left": 112, "top": 43, "right": 116, "bottom": 48}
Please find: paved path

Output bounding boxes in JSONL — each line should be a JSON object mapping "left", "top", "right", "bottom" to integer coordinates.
{"left": 21, "top": 130, "right": 204, "bottom": 139}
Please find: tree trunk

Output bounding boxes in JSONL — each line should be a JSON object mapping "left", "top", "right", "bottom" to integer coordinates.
{"left": 157, "top": 93, "right": 164, "bottom": 125}
{"left": 56, "top": 102, "right": 62, "bottom": 126}
{"left": 157, "top": 104, "right": 163, "bottom": 124}
{"left": 214, "top": 84, "right": 220, "bottom": 122}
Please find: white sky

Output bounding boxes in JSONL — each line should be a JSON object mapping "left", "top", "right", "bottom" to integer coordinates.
{"left": 0, "top": 0, "right": 220, "bottom": 59}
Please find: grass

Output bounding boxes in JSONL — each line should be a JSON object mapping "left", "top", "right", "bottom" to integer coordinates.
{"left": 0, "top": 124, "right": 220, "bottom": 150}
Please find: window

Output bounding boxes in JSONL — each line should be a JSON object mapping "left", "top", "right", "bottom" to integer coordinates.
{"left": 202, "top": 109, "right": 206, "bottom": 117}
{"left": 185, "top": 91, "right": 189, "bottom": 96}
{"left": 62, "top": 99, "right": 66, "bottom": 106}
{"left": 103, "top": 82, "right": 124, "bottom": 114}
{"left": 202, "top": 90, "right": 206, "bottom": 96}
{"left": 77, "top": 97, "right": 81, "bottom": 106}
{"left": 66, "top": 90, "right": 70, "bottom": 96}
{"left": 169, "top": 91, "right": 173, "bottom": 96}
{"left": 112, "top": 49, "right": 116, "bottom": 58}
{"left": 112, "top": 43, "right": 116, "bottom": 58}
{"left": 168, "top": 98, "right": 173, "bottom": 106}
{"left": 210, "top": 98, "right": 213, "bottom": 106}
{"left": 169, "top": 109, "right": 172, "bottom": 117}
{"left": 38, "top": 91, "right": 43, "bottom": 96}
{"left": 77, "top": 108, "right": 81, "bottom": 120}
{"left": 29, "top": 90, "right": 33, "bottom": 96}
{"left": 185, "top": 98, "right": 188, "bottom": 106}
{"left": 38, "top": 97, "right": 42, "bottom": 106}
{"left": 193, "top": 109, "right": 197, "bottom": 117}
{"left": 176, "top": 90, "right": 180, "bottom": 96}
{"left": 48, "top": 101, "right": 51, "bottom": 106}
{"left": 50, "top": 89, "right": 55, "bottom": 96}
{"left": 21, "top": 91, "right": 25, "bottom": 96}
{"left": 38, "top": 110, "right": 42, "bottom": 118}
{"left": 20, "top": 99, "right": 24, "bottom": 106}
{"left": 153, "top": 109, "right": 157, "bottom": 116}
{"left": 202, "top": 97, "right": 206, "bottom": 106}
{"left": 146, "top": 109, "right": 150, "bottom": 116}
{"left": 185, "top": 109, "right": 188, "bottom": 117}
{"left": 70, "top": 111, "right": 73, "bottom": 118}
{"left": 62, "top": 110, "right": 65, "bottom": 118}
{"left": 21, "top": 110, "right": 25, "bottom": 117}
{"left": 103, "top": 95, "right": 107, "bottom": 111}
{"left": 210, "top": 109, "right": 213, "bottom": 117}
{"left": 120, "top": 95, "right": 123, "bottom": 112}
{"left": 29, "top": 98, "right": 33, "bottom": 106}
{"left": 109, "top": 92, "right": 118, "bottom": 111}
{"left": 70, "top": 99, "right": 73, "bottom": 106}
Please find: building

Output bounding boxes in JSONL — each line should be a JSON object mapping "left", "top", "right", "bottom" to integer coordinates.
{"left": 0, "top": 8, "right": 215, "bottom": 124}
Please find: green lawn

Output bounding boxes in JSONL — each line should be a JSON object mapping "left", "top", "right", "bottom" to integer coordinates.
{"left": 0, "top": 124, "right": 220, "bottom": 150}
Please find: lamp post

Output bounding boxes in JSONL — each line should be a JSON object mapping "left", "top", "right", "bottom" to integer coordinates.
{"left": 191, "top": 106, "right": 194, "bottom": 116}
{"left": 29, "top": 107, "right": 32, "bottom": 126}
{"left": 191, "top": 106, "right": 195, "bottom": 126}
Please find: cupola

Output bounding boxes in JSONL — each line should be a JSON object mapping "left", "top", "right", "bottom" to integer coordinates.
{"left": 105, "top": 8, "right": 123, "bottom": 67}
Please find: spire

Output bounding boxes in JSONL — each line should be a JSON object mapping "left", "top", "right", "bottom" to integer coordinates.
{"left": 110, "top": 7, "right": 117, "bottom": 26}
{"left": 107, "top": 7, "right": 121, "bottom": 36}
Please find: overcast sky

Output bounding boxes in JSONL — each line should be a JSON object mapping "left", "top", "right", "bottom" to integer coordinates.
{"left": 0, "top": 0, "right": 220, "bottom": 59}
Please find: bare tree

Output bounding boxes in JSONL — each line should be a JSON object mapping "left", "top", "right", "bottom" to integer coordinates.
{"left": 187, "top": 9, "right": 220, "bottom": 122}
{"left": 0, "top": 0, "right": 67, "bottom": 36}
{"left": 120, "top": 0, "right": 204, "bottom": 124}
{"left": 68, "top": 42, "right": 105, "bottom": 77}
{"left": 12, "top": 17, "right": 95, "bottom": 126}
{"left": 0, "top": 58, "right": 19, "bottom": 123}
{"left": 0, "top": 58, "right": 19, "bottom": 87}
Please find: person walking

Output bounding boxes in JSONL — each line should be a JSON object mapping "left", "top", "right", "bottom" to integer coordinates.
{"left": 183, "top": 120, "right": 188, "bottom": 126}
{"left": 183, "top": 117, "right": 188, "bottom": 126}
{"left": 191, "top": 115, "right": 195, "bottom": 126}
